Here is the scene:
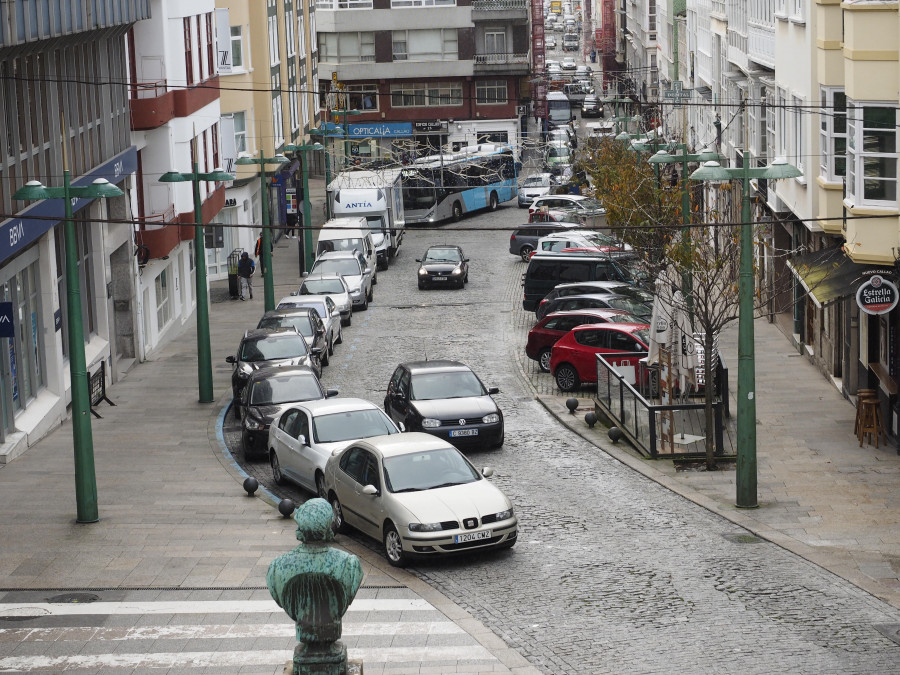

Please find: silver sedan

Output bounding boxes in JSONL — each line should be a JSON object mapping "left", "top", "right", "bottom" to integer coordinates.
{"left": 324, "top": 433, "right": 518, "bottom": 567}
{"left": 299, "top": 274, "right": 353, "bottom": 327}
{"left": 268, "top": 398, "right": 400, "bottom": 498}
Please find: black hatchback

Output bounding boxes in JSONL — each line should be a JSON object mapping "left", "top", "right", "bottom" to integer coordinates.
{"left": 416, "top": 245, "right": 469, "bottom": 289}
{"left": 384, "top": 360, "right": 503, "bottom": 450}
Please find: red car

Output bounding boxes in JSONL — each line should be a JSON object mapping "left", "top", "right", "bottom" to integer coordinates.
{"left": 550, "top": 323, "right": 651, "bottom": 391}
{"left": 526, "top": 308, "right": 643, "bottom": 372}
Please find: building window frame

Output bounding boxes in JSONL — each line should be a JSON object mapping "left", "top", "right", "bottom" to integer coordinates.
{"left": 391, "top": 82, "right": 463, "bottom": 107}
{"left": 846, "top": 100, "right": 898, "bottom": 208}
{"left": 392, "top": 29, "right": 458, "bottom": 62}
{"left": 285, "top": 4, "right": 296, "bottom": 57}
{"left": 268, "top": 14, "right": 281, "bottom": 67}
{"left": 476, "top": 79, "right": 508, "bottom": 105}
{"left": 484, "top": 29, "right": 506, "bottom": 55}
{"left": 155, "top": 266, "right": 172, "bottom": 332}
{"left": 230, "top": 25, "right": 245, "bottom": 70}
{"left": 819, "top": 86, "right": 846, "bottom": 183}
{"left": 391, "top": 0, "right": 455, "bottom": 6}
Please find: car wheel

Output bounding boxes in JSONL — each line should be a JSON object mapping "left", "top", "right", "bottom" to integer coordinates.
{"left": 336, "top": 326, "right": 343, "bottom": 345}
{"left": 488, "top": 191, "right": 499, "bottom": 211}
{"left": 342, "top": 313, "right": 351, "bottom": 327}
{"left": 452, "top": 201, "right": 463, "bottom": 222}
{"left": 271, "top": 452, "right": 287, "bottom": 486}
{"left": 493, "top": 427, "right": 505, "bottom": 449}
{"left": 555, "top": 363, "right": 580, "bottom": 391}
{"left": 315, "top": 357, "right": 323, "bottom": 379}
{"left": 367, "top": 285, "right": 374, "bottom": 302}
{"left": 360, "top": 295, "right": 368, "bottom": 310}
{"left": 330, "top": 494, "right": 348, "bottom": 534}
{"left": 328, "top": 337, "right": 334, "bottom": 356}
{"left": 322, "top": 348, "right": 330, "bottom": 367}
{"left": 242, "top": 434, "right": 256, "bottom": 461}
{"left": 232, "top": 399, "right": 241, "bottom": 419}
{"left": 418, "top": 282, "right": 425, "bottom": 290}
{"left": 315, "top": 472, "right": 327, "bottom": 499}
{"left": 539, "top": 349, "right": 553, "bottom": 372}
{"left": 519, "top": 245, "right": 534, "bottom": 262}
{"left": 383, "top": 523, "right": 408, "bottom": 567}
{"left": 498, "top": 538, "right": 516, "bottom": 550}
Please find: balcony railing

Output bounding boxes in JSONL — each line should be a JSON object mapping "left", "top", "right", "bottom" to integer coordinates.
{"left": 316, "top": 0, "right": 373, "bottom": 8}
{"left": 129, "top": 80, "right": 167, "bottom": 100}
{"left": 474, "top": 52, "right": 529, "bottom": 65}
{"left": 472, "top": 0, "right": 528, "bottom": 9}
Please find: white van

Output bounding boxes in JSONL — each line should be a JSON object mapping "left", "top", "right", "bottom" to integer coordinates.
{"left": 315, "top": 217, "right": 378, "bottom": 284}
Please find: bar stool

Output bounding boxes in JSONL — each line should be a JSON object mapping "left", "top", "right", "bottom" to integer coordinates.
{"left": 854, "top": 389, "right": 877, "bottom": 438}
{"left": 857, "top": 392, "right": 884, "bottom": 448}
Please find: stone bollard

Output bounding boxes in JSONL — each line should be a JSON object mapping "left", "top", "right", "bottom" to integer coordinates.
{"left": 266, "top": 498, "right": 364, "bottom": 675}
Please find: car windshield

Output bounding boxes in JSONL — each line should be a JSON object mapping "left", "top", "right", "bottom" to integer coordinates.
{"left": 320, "top": 238, "right": 363, "bottom": 254}
{"left": 312, "top": 409, "right": 398, "bottom": 443}
{"left": 249, "top": 374, "right": 320, "bottom": 405}
{"left": 410, "top": 370, "right": 486, "bottom": 400}
{"left": 522, "top": 176, "right": 547, "bottom": 188}
{"left": 286, "top": 301, "right": 327, "bottom": 319}
{"left": 609, "top": 286, "right": 653, "bottom": 303}
{"left": 548, "top": 147, "right": 570, "bottom": 159}
{"left": 424, "top": 249, "right": 461, "bottom": 263}
{"left": 302, "top": 279, "right": 346, "bottom": 295}
{"left": 605, "top": 297, "right": 650, "bottom": 315}
{"left": 634, "top": 328, "right": 650, "bottom": 344}
{"left": 383, "top": 447, "right": 481, "bottom": 493}
{"left": 312, "top": 259, "right": 361, "bottom": 277}
{"left": 607, "top": 313, "right": 643, "bottom": 324}
{"left": 575, "top": 197, "right": 604, "bottom": 211}
{"left": 241, "top": 336, "right": 308, "bottom": 362}
{"left": 258, "top": 316, "right": 315, "bottom": 337}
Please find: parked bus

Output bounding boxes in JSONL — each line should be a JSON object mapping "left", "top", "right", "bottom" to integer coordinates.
{"left": 401, "top": 143, "right": 520, "bottom": 223}
{"left": 547, "top": 90, "right": 574, "bottom": 129}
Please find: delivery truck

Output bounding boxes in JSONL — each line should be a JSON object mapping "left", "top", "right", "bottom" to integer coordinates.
{"left": 327, "top": 168, "right": 405, "bottom": 270}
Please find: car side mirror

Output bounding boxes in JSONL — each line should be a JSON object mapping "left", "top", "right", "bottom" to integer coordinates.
{"left": 488, "top": 387, "right": 500, "bottom": 395}
{"left": 362, "top": 484, "right": 379, "bottom": 496}
{"left": 481, "top": 467, "right": 494, "bottom": 478}
{"left": 302, "top": 272, "right": 309, "bottom": 277}
{"left": 311, "top": 346, "right": 324, "bottom": 355}
{"left": 226, "top": 355, "right": 236, "bottom": 364}
{"left": 365, "top": 267, "right": 373, "bottom": 275}
{"left": 415, "top": 258, "right": 422, "bottom": 262}
{"left": 317, "top": 328, "right": 325, "bottom": 335}
{"left": 325, "top": 388, "right": 339, "bottom": 398}
{"left": 463, "top": 258, "right": 470, "bottom": 262}
{"left": 297, "top": 434, "right": 307, "bottom": 446}
{"left": 290, "top": 291, "right": 298, "bottom": 296}
{"left": 398, "top": 422, "right": 406, "bottom": 432}
{"left": 332, "top": 310, "right": 340, "bottom": 318}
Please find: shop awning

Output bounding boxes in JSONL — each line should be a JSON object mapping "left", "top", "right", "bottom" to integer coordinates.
{"left": 787, "top": 246, "right": 895, "bottom": 308}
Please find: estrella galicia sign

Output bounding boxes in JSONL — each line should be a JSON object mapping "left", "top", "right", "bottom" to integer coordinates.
{"left": 0, "top": 302, "right": 13, "bottom": 338}
{"left": 856, "top": 275, "right": 899, "bottom": 316}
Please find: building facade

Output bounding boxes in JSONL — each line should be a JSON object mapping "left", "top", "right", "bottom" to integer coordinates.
{"left": 0, "top": 1, "right": 151, "bottom": 462}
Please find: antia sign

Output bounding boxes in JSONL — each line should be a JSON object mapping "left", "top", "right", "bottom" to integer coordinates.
{"left": 856, "top": 275, "right": 899, "bottom": 315}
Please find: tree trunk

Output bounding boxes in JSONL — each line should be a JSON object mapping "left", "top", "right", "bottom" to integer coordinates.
{"left": 704, "top": 330, "right": 717, "bottom": 471}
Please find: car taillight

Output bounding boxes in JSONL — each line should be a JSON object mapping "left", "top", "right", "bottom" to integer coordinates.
{"left": 510, "top": 234, "right": 516, "bottom": 241}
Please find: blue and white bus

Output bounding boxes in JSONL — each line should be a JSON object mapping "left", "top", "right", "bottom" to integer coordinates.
{"left": 402, "top": 143, "right": 520, "bottom": 224}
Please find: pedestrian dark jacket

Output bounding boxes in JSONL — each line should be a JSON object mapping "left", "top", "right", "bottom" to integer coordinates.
{"left": 237, "top": 256, "right": 255, "bottom": 278}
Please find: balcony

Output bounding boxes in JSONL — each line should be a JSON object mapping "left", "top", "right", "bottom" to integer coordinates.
{"left": 472, "top": 0, "right": 528, "bottom": 20}
{"left": 474, "top": 52, "right": 530, "bottom": 74}
{"left": 129, "top": 81, "right": 176, "bottom": 131}
{"left": 134, "top": 205, "right": 182, "bottom": 260}
{"left": 173, "top": 76, "right": 220, "bottom": 118}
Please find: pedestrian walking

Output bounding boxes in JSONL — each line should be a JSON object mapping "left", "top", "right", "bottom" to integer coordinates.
{"left": 284, "top": 214, "right": 297, "bottom": 238}
{"left": 255, "top": 235, "right": 273, "bottom": 276}
{"left": 237, "top": 251, "right": 255, "bottom": 300}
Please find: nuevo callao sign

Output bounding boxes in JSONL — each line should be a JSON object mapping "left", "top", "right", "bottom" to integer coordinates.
{"left": 856, "top": 274, "right": 899, "bottom": 315}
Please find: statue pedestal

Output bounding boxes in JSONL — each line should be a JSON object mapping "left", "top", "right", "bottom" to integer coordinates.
{"left": 282, "top": 657, "right": 363, "bottom": 675}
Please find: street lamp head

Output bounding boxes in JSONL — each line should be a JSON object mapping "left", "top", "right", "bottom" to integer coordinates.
{"left": 648, "top": 149, "right": 676, "bottom": 165}
{"left": 696, "top": 147, "right": 721, "bottom": 162}
{"left": 88, "top": 178, "right": 125, "bottom": 198}
{"left": 202, "top": 168, "right": 236, "bottom": 182}
{"left": 765, "top": 157, "right": 803, "bottom": 180}
{"left": 158, "top": 171, "right": 187, "bottom": 182}
{"left": 690, "top": 160, "right": 733, "bottom": 183}
{"left": 235, "top": 155, "right": 256, "bottom": 166}
{"left": 12, "top": 180, "right": 51, "bottom": 200}
{"left": 270, "top": 154, "right": 289, "bottom": 164}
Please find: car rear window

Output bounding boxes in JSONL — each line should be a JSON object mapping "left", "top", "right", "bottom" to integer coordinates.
{"left": 250, "top": 374, "right": 321, "bottom": 405}
{"left": 258, "top": 315, "right": 314, "bottom": 337}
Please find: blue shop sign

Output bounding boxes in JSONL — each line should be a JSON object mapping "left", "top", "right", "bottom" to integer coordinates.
{"left": 347, "top": 122, "right": 413, "bottom": 138}
{"left": 0, "top": 146, "right": 138, "bottom": 264}
{"left": 0, "top": 302, "right": 13, "bottom": 338}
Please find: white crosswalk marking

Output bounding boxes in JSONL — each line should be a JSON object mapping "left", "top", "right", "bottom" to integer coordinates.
{"left": 0, "top": 595, "right": 504, "bottom": 673}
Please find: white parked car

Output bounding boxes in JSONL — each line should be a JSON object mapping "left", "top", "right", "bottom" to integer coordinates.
{"left": 324, "top": 433, "right": 518, "bottom": 567}
{"left": 309, "top": 250, "right": 374, "bottom": 310}
{"left": 561, "top": 57, "right": 577, "bottom": 70}
{"left": 277, "top": 294, "right": 343, "bottom": 357}
{"left": 529, "top": 194, "right": 605, "bottom": 216}
{"left": 517, "top": 173, "right": 554, "bottom": 207}
{"left": 299, "top": 274, "right": 353, "bottom": 326}
{"left": 268, "top": 398, "right": 400, "bottom": 498}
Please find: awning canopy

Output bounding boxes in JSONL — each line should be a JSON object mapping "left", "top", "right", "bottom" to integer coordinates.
{"left": 787, "top": 246, "right": 895, "bottom": 308}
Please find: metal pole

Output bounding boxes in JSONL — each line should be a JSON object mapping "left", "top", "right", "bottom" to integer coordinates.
{"left": 63, "top": 169, "right": 99, "bottom": 523}
{"left": 323, "top": 141, "right": 332, "bottom": 219}
{"left": 259, "top": 156, "right": 275, "bottom": 311}
{"left": 736, "top": 161, "right": 757, "bottom": 508}
{"left": 301, "top": 151, "right": 314, "bottom": 273}
{"left": 192, "top": 163, "right": 214, "bottom": 403}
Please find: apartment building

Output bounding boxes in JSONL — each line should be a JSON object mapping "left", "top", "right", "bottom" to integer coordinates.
{"left": 645, "top": 0, "right": 900, "bottom": 436}
{"left": 620, "top": 0, "right": 659, "bottom": 101}
{"left": 0, "top": 1, "right": 150, "bottom": 462}
{"left": 217, "top": 0, "right": 320, "bottom": 266}
{"left": 315, "top": 0, "right": 530, "bottom": 162}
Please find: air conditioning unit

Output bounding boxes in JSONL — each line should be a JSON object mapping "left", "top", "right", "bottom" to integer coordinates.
{"left": 516, "top": 105, "right": 527, "bottom": 115}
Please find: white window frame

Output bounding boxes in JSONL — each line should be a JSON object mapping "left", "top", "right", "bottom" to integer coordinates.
{"left": 792, "top": 95, "right": 804, "bottom": 173}
{"left": 268, "top": 14, "right": 280, "bottom": 66}
{"left": 485, "top": 29, "right": 506, "bottom": 55}
{"left": 233, "top": 111, "right": 247, "bottom": 153}
{"left": 230, "top": 25, "right": 245, "bottom": 70}
{"left": 298, "top": 12, "right": 305, "bottom": 54}
{"left": 155, "top": 266, "right": 172, "bottom": 331}
{"left": 819, "top": 87, "right": 846, "bottom": 183}
{"left": 476, "top": 80, "right": 508, "bottom": 105}
{"left": 846, "top": 100, "right": 898, "bottom": 208}
{"left": 310, "top": 11, "right": 317, "bottom": 52}
{"left": 319, "top": 32, "right": 374, "bottom": 63}
{"left": 392, "top": 29, "right": 458, "bottom": 62}
{"left": 391, "top": 0, "right": 455, "bottom": 6}
{"left": 285, "top": 5, "right": 296, "bottom": 57}
{"left": 345, "top": 84, "right": 379, "bottom": 112}
{"left": 390, "top": 82, "right": 463, "bottom": 107}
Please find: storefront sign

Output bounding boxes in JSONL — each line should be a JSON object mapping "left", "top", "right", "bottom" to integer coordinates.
{"left": 413, "top": 121, "right": 446, "bottom": 134}
{"left": 856, "top": 275, "right": 899, "bottom": 315}
{"left": 54, "top": 309, "right": 62, "bottom": 332}
{"left": 347, "top": 122, "right": 413, "bottom": 138}
{"left": 0, "top": 146, "right": 138, "bottom": 264}
{"left": 0, "top": 303, "right": 13, "bottom": 338}
{"left": 285, "top": 189, "right": 297, "bottom": 214}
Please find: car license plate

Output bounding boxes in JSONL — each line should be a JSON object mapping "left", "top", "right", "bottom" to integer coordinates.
{"left": 433, "top": 276, "right": 448, "bottom": 281}
{"left": 450, "top": 429, "right": 478, "bottom": 437}
{"left": 454, "top": 530, "right": 491, "bottom": 543}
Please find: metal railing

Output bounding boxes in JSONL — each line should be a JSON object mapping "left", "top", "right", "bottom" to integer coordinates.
{"left": 472, "top": 0, "right": 528, "bottom": 9}
{"left": 129, "top": 80, "right": 167, "bottom": 100}
{"left": 474, "top": 52, "right": 530, "bottom": 65}
{"left": 593, "top": 353, "right": 731, "bottom": 458}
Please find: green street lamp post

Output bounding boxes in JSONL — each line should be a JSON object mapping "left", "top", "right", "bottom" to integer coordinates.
{"left": 13, "top": 175, "right": 124, "bottom": 523}
{"left": 236, "top": 151, "right": 289, "bottom": 311}
{"left": 690, "top": 157, "right": 802, "bottom": 508}
{"left": 284, "top": 142, "right": 324, "bottom": 274}
{"left": 159, "top": 165, "right": 233, "bottom": 405}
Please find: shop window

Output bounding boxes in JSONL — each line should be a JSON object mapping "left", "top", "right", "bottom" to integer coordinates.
{"left": 156, "top": 267, "right": 172, "bottom": 331}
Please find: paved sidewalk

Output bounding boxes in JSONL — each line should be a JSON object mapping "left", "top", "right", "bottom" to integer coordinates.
{"left": 532, "top": 318, "right": 900, "bottom": 611}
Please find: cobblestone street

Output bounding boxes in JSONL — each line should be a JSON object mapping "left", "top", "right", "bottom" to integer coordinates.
{"left": 226, "top": 205, "right": 900, "bottom": 674}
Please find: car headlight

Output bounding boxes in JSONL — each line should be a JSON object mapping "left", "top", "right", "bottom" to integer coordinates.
{"left": 239, "top": 364, "right": 253, "bottom": 376}
{"left": 421, "top": 418, "right": 440, "bottom": 429}
{"left": 418, "top": 268, "right": 428, "bottom": 276}
{"left": 409, "top": 522, "right": 445, "bottom": 532}
{"left": 493, "top": 508, "right": 513, "bottom": 521}
{"left": 451, "top": 268, "right": 462, "bottom": 276}
{"left": 482, "top": 413, "right": 500, "bottom": 424}
{"left": 244, "top": 416, "right": 263, "bottom": 430}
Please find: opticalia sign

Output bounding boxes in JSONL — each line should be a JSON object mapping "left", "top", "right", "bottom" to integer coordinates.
{"left": 856, "top": 274, "right": 899, "bottom": 315}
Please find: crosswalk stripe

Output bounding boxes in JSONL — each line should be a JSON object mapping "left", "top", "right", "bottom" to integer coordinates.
{"left": 0, "top": 646, "right": 497, "bottom": 671}
{"left": 0, "top": 620, "right": 465, "bottom": 641}
{"left": 0, "top": 597, "right": 429, "bottom": 616}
